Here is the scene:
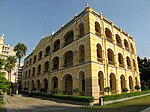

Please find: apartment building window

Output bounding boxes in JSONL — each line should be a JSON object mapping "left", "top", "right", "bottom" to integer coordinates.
{"left": 33, "top": 55, "right": 36, "bottom": 63}
{"left": 52, "top": 57, "right": 59, "bottom": 70}
{"left": 63, "top": 51, "right": 73, "bottom": 67}
{"left": 29, "top": 58, "right": 32, "bottom": 65}
{"left": 28, "top": 69, "right": 31, "bottom": 77}
{"left": 124, "top": 39, "right": 129, "bottom": 51}
{"left": 97, "top": 44, "right": 102, "bottom": 62}
{"left": 64, "top": 30, "right": 74, "bottom": 46}
{"left": 45, "top": 46, "right": 50, "bottom": 57}
{"left": 133, "top": 59, "right": 136, "bottom": 70}
{"left": 32, "top": 67, "right": 35, "bottom": 76}
{"left": 118, "top": 53, "right": 124, "bottom": 67}
{"left": 107, "top": 49, "right": 114, "bottom": 65}
{"left": 78, "top": 22, "right": 84, "bottom": 37}
{"left": 116, "top": 34, "right": 122, "bottom": 47}
{"left": 44, "top": 61, "right": 49, "bottom": 73}
{"left": 130, "top": 43, "right": 134, "bottom": 53}
{"left": 105, "top": 28, "right": 113, "bottom": 43}
{"left": 79, "top": 45, "right": 85, "bottom": 63}
{"left": 53, "top": 39, "right": 60, "bottom": 52}
{"left": 126, "top": 56, "right": 131, "bottom": 69}
{"left": 37, "top": 64, "right": 41, "bottom": 75}
{"left": 38, "top": 51, "right": 42, "bottom": 60}
{"left": 95, "top": 21, "right": 101, "bottom": 36}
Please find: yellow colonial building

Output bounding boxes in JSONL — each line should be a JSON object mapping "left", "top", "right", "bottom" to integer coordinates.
{"left": 22, "top": 6, "right": 140, "bottom": 100}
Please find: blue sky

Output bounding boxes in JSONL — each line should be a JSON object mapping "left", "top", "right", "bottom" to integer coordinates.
{"left": 0, "top": 0, "right": 150, "bottom": 60}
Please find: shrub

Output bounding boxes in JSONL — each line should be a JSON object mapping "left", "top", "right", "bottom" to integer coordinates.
{"left": 40, "top": 88, "right": 47, "bottom": 93}
{"left": 122, "top": 88, "right": 129, "bottom": 93}
{"left": 104, "top": 87, "right": 112, "bottom": 95}
{"left": 51, "top": 88, "right": 58, "bottom": 94}
{"left": 24, "top": 88, "right": 28, "bottom": 91}
{"left": 73, "top": 88, "right": 80, "bottom": 93}
{"left": 31, "top": 88, "right": 36, "bottom": 91}
{"left": 142, "top": 86, "right": 149, "bottom": 91}
{"left": 135, "top": 85, "right": 140, "bottom": 91}
{"left": 31, "top": 92, "right": 94, "bottom": 103}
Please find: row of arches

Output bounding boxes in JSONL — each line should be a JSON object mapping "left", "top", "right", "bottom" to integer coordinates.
{"left": 97, "top": 44, "right": 137, "bottom": 69}
{"left": 95, "top": 21, "right": 135, "bottom": 53}
{"left": 24, "top": 71, "right": 86, "bottom": 95}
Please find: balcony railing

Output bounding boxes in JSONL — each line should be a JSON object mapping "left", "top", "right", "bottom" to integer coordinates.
{"left": 95, "top": 32, "right": 101, "bottom": 36}
{"left": 125, "top": 47, "right": 129, "bottom": 51}
{"left": 63, "top": 62, "right": 73, "bottom": 68}
{"left": 97, "top": 58, "right": 103, "bottom": 62}
{"left": 45, "top": 53, "right": 49, "bottom": 57}
{"left": 53, "top": 46, "right": 60, "bottom": 52}
{"left": 127, "top": 66, "right": 131, "bottom": 69}
{"left": 37, "top": 72, "right": 41, "bottom": 75}
{"left": 119, "top": 64, "right": 124, "bottom": 68}
{"left": 117, "top": 43, "right": 122, "bottom": 48}
{"left": 64, "top": 40, "right": 73, "bottom": 47}
{"left": 52, "top": 66, "right": 59, "bottom": 70}
{"left": 106, "top": 38, "right": 113, "bottom": 43}
{"left": 79, "top": 58, "right": 85, "bottom": 63}
{"left": 108, "top": 61, "right": 115, "bottom": 65}
{"left": 38, "top": 57, "right": 42, "bottom": 61}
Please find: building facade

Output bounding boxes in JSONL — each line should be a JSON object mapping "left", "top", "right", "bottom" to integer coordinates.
{"left": 22, "top": 6, "right": 140, "bottom": 99}
{"left": 0, "top": 34, "right": 18, "bottom": 83}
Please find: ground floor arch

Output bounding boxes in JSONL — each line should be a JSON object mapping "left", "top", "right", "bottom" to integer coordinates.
{"left": 36, "top": 79, "right": 40, "bottom": 90}
{"left": 129, "top": 76, "right": 134, "bottom": 91}
{"left": 98, "top": 71, "right": 104, "bottom": 95}
{"left": 79, "top": 71, "right": 86, "bottom": 96}
{"left": 120, "top": 75, "right": 126, "bottom": 91}
{"left": 43, "top": 78, "right": 48, "bottom": 92}
{"left": 62, "top": 74, "right": 73, "bottom": 95}
{"left": 110, "top": 73, "right": 117, "bottom": 94}
{"left": 51, "top": 76, "right": 58, "bottom": 90}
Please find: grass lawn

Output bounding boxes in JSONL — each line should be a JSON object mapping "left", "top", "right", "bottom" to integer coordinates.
{"left": 48, "top": 95, "right": 150, "bottom": 112}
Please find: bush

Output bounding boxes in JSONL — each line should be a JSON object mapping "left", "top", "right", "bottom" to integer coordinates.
{"left": 40, "top": 88, "right": 47, "bottom": 93}
{"left": 32, "top": 92, "right": 94, "bottom": 103}
{"left": 51, "top": 88, "right": 58, "bottom": 94}
{"left": 104, "top": 87, "right": 112, "bottom": 95}
{"left": 142, "top": 86, "right": 149, "bottom": 91}
{"left": 31, "top": 88, "right": 36, "bottom": 91}
{"left": 135, "top": 85, "right": 141, "bottom": 91}
{"left": 122, "top": 88, "right": 129, "bottom": 93}
{"left": 73, "top": 88, "right": 80, "bottom": 93}
{"left": 101, "top": 90, "right": 150, "bottom": 101}
{"left": 24, "top": 88, "right": 28, "bottom": 91}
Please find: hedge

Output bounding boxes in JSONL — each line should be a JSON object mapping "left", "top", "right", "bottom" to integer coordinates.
{"left": 101, "top": 90, "right": 150, "bottom": 101}
{"left": 30, "top": 92, "right": 94, "bottom": 103}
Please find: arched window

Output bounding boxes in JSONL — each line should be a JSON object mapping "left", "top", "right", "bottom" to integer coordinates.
{"left": 37, "top": 64, "right": 41, "bottom": 75}
{"left": 64, "top": 30, "right": 74, "bottom": 46}
{"left": 116, "top": 34, "right": 122, "bottom": 47}
{"left": 32, "top": 67, "right": 35, "bottom": 76}
{"left": 126, "top": 56, "right": 131, "bottom": 69}
{"left": 53, "top": 39, "right": 60, "bottom": 52}
{"left": 95, "top": 22, "right": 101, "bottom": 36}
{"left": 26, "top": 61, "right": 28, "bottom": 67}
{"left": 51, "top": 77, "right": 58, "bottom": 90}
{"left": 63, "top": 51, "right": 73, "bottom": 67}
{"left": 105, "top": 28, "right": 113, "bottom": 42}
{"left": 79, "top": 45, "right": 85, "bottom": 63}
{"left": 29, "top": 58, "right": 32, "bottom": 65}
{"left": 44, "top": 61, "right": 49, "bottom": 73}
{"left": 120, "top": 75, "right": 126, "bottom": 90}
{"left": 28, "top": 69, "right": 31, "bottom": 77}
{"left": 97, "top": 44, "right": 102, "bottom": 62}
{"left": 33, "top": 55, "right": 36, "bottom": 63}
{"left": 133, "top": 59, "right": 136, "bottom": 70}
{"left": 45, "top": 46, "right": 50, "bottom": 57}
{"left": 38, "top": 51, "right": 42, "bottom": 60}
{"left": 124, "top": 39, "right": 129, "bottom": 51}
{"left": 78, "top": 22, "right": 84, "bottom": 37}
{"left": 52, "top": 57, "right": 59, "bottom": 70}
{"left": 118, "top": 53, "right": 124, "bottom": 67}
{"left": 25, "top": 71, "right": 27, "bottom": 78}
{"left": 130, "top": 43, "right": 134, "bottom": 53}
{"left": 107, "top": 49, "right": 114, "bottom": 65}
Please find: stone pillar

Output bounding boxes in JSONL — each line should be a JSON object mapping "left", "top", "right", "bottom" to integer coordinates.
{"left": 58, "top": 80, "right": 63, "bottom": 94}
{"left": 91, "top": 77, "right": 99, "bottom": 100}
{"left": 73, "top": 78, "right": 80, "bottom": 96}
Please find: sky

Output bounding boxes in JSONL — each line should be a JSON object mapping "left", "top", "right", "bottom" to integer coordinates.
{"left": 0, "top": 0, "right": 150, "bottom": 60}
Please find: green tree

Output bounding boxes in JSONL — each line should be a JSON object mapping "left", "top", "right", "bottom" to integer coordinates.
{"left": 0, "top": 58, "right": 10, "bottom": 93}
{"left": 14, "top": 42, "right": 27, "bottom": 69}
{"left": 5, "top": 56, "right": 17, "bottom": 82}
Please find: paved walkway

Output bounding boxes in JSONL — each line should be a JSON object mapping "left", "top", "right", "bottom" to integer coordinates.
{"left": 3, "top": 95, "right": 150, "bottom": 112}
{"left": 4, "top": 95, "right": 80, "bottom": 112}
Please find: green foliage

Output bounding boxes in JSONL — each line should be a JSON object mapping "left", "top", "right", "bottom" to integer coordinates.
{"left": 138, "top": 57, "right": 150, "bottom": 89}
{"left": 0, "top": 73, "right": 10, "bottom": 92}
{"left": 122, "top": 88, "right": 129, "bottom": 93}
{"left": 31, "top": 92, "right": 94, "bottom": 103}
{"left": 73, "top": 88, "right": 80, "bottom": 93}
{"left": 40, "top": 88, "right": 47, "bottom": 93}
{"left": 135, "top": 85, "right": 141, "bottom": 91}
{"left": 142, "top": 85, "right": 149, "bottom": 91}
{"left": 51, "top": 88, "right": 58, "bottom": 94}
{"left": 101, "top": 90, "right": 150, "bottom": 101}
{"left": 104, "top": 87, "right": 112, "bottom": 95}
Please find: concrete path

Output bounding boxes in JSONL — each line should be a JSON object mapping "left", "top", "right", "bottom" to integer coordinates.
{"left": 140, "top": 107, "right": 150, "bottom": 112}
{"left": 4, "top": 95, "right": 80, "bottom": 112}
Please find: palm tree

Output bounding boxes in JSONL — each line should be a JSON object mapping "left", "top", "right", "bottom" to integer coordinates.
{"left": 14, "top": 42, "right": 27, "bottom": 93}
{"left": 14, "top": 42, "right": 27, "bottom": 69}
{"left": 5, "top": 56, "right": 17, "bottom": 82}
